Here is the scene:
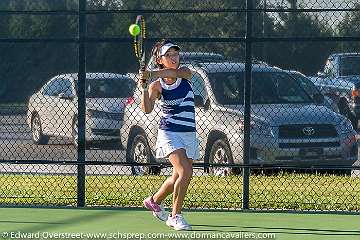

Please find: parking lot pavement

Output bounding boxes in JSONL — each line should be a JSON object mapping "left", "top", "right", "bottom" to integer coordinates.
{"left": 0, "top": 163, "right": 133, "bottom": 175}
{"left": 1, "top": 114, "right": 360, "bottom": 176}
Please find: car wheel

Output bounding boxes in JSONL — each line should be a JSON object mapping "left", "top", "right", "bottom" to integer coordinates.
{"left": 71, "top": 116, "right": 90, "bottom": 149}
{"left": 126, "top": 131, "right": 161, "bottom": 176}
{"left": 31, "top": 113, "right": 50, "bottom": 145}
{"left": 208, "top": 138, "right": 241, "bottom": 176}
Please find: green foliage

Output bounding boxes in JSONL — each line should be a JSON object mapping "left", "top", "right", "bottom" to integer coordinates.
{"left": 337, "top": 3, "right": 360, "bottom": 52}
{"left": 260, "top": 2, "right": 336, "bottom": 74}
{"left": 0, "top": 0, "right": 358, "bottom": 102}
{"left": 0, "top": 173, "right": 359, "bottom": 211}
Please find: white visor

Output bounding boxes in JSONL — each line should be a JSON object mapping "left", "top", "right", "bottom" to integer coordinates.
{"left": 159, "top": 43, "right": 180, "bottom": 56}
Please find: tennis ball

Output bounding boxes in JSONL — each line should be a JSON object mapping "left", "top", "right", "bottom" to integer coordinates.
{"left": 129, "top": 24, "right": 140, "bottom": 36}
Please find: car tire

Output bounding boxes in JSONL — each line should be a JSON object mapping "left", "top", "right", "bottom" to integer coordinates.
{"left": 208, "top": 138, "right": 241, "bottom": 176}
{"left": 71, "top": 116, "right": 91, "bottom": 149}
{"left": 31, "top": 113, "right": 50, "bottom": 145}
{"left": 126, "top": 131, "right": 161, "bottom": 176}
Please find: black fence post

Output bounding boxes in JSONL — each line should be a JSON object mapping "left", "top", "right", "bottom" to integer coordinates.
{"left": 243, "top": 0, "right": 254, "bottom": 210}
{"left": 77, "top": 0, "right": 86, "bottom": 207}
{"left": 262, "top": 0, "right": 267, "bottom": 61}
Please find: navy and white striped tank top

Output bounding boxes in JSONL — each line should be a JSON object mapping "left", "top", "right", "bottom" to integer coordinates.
{"left": 159, "top": 78, "right": 196, "bottom": 132}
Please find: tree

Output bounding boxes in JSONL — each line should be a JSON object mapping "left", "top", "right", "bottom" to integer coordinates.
{"left": 264, "top": 0, "right": 336, "bottom": 74}
{"left": 337, "top": 3, "right": 360, "bottom": 52}
{"left": 0, "top": 1, "right": 77, "bottom": 102}
{"left": 0, "top": 0, "right": 351, "bottom": 102}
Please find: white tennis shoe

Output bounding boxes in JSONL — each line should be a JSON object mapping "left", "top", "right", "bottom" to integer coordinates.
{"left": 166, "top": 214, "right": 192, "bottom": 231}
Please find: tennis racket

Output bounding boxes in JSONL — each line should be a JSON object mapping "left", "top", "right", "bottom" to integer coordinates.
{"left": 133, "top": 15, "right": 147, "bottom": 86}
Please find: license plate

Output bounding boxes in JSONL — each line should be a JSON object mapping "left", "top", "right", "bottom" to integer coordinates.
{"left": 299, "top": 148, "right": 323, "bottom": 157}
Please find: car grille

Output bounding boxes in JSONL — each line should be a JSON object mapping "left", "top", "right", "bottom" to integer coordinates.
{"left": 279, "top": 141, "right": 340, "bottom": 148}
{"left": 106, "top": 112, "right": 124, "bottom": 121}
{"left": 278, "top": 124, "right": 338, "bottom": 139}
{"left": 91, "top": 129, "right": 120, "bottom": 136}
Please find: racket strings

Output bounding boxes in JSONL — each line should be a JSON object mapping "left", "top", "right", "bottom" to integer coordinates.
{"left": 134, "top": 42, "right": 141, "bottom": 59}
{"left": 141, "top": 18, "right": 146, "bottom": 39}
{"left": 133, "top": 17, "right": 146, "bottom": 63}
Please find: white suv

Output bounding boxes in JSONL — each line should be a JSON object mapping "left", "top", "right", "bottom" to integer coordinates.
{"left": 27, "top": 73, "right": 135, "bottom": 146}
{"left": 121, "top": 62, "right": 357, "bottom": 175}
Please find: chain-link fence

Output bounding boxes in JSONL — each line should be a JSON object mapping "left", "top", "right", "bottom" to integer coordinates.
{"left": 1, "top": 0, "right": 360, "bottom": 212}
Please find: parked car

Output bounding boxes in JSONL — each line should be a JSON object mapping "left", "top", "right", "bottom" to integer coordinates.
{"left": 27, "top": 73, "right": 136, "bottom": 147}
{"left": 180, "top": 52, "right": 226, "bottom": 62}
{"left": 309, "top": 53, "right": 360, "bottom": 128}
{"left": 286, "top": 70, "right": 339, "bottom": 113}
{"left": 121, "top": 62, "right": 358, "bottom": 176}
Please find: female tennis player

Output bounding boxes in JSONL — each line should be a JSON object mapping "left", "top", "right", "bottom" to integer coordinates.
{"left": 139, "top": 39, "right": 199, "bottom": 231}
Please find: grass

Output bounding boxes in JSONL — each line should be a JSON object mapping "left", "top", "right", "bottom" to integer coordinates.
{"left": 0, "top": 173, "right": 359, "bottom": 211}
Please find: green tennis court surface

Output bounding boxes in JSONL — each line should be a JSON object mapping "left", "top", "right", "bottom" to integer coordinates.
{"left": 0, "top": 208, "right": 359, "bottom": 240}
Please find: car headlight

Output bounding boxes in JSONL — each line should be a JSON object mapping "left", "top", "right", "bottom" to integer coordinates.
{"left": 339, "top": 119, "right": 354, "bottom": 134}
{"left": 253, "top": 121, "right": 274, "bottom": 137}
{"left": 238, "top": 119, "right": 274, "bottom": 137}
{"left": 86, "top": 109, "right": 109, "bottom": 119}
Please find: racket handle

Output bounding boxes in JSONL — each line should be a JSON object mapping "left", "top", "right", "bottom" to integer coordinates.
{"left": 140, "top": 62, "right": 147, "bottom": 84}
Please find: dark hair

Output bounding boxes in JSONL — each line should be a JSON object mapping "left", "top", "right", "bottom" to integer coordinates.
{"left": 150, "top": 39, "right": 177, "bottom": 69}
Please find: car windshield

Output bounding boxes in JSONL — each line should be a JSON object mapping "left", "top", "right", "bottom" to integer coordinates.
{"left": 340, "top": 56, "right": 360, "bottom": 76}
{"left": 75, "top": 78, "right": 135, "bottom": 98}
{"left": 208, "top": 72, "right": 313, "bottom": 105}
{"left": 289, "top": 72, "right": 320, "bottom": 96}
{"left": 147, "top": 52, "right": 226, "bottom": 70}
{"left": 180, "top": 53, "right": 225, "bottom": 62}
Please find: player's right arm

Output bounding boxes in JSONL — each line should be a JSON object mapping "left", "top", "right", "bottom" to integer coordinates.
{"left": 140, "top": 80, "right": 161, "bottom": 114}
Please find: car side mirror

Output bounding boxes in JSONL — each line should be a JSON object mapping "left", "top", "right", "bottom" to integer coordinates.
{"left": 317, "top": 71, "right": 326, "bottom": 78}
{"left": 313, "top": 93, "right": 324, "bottom": 104}
{"left": 194, "top": 95, "right": 204, "bottom": 107}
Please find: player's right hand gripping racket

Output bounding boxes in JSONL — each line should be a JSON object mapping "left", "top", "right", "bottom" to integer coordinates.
{"left": 133, "top": 15, "right": 147, "bottom": 88}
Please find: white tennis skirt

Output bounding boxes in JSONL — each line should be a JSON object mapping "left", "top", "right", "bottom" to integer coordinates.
{"left": 155, "top": 129, "right": 200, "bottom": 160}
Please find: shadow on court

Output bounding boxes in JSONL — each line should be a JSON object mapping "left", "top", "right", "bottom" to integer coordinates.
{"left": 0, "top": 220, "right": 64, "bottom": 225}
{"left": 2, "top": 210, "right": 119, "bottom": 233}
